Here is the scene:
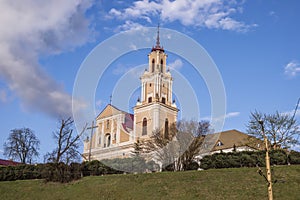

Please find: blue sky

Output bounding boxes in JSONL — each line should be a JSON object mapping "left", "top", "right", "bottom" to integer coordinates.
{"left": 0, "top": 0, "right": 300, "bottom": 161}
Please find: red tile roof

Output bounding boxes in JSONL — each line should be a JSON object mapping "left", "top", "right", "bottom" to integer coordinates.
{"left": 0, "top": 159, "right": 21, "bottom": 166}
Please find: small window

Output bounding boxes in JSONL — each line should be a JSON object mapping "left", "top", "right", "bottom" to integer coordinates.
{"left": 114, "top": 133, "right": 116, "bottom": 141}
{"left": 162, "top": 97, "right": 166, "bottom": 104}
{"left": 149, "top": 83, "right": 152, "bottom": 87}
{"left": 106, "top": 120, "right": 109, "bottom": 129}
{"left": 148, "top": 97, "right": 152, "bottom": 103}
{"left": 152, "top": 59, "right": 155, "bottom": 72}
{"left": 142, "top": 118, "right": 147, "bottom": 136}
{"left": 164, "top": 118, "right": 169, "bottom": 139}
{"left": 99, "top": 137, "right": 101, "bottom": 144}
{"left": 216, "top": 141, "right": 223, "bottom": 146}
{"left": 160, "top": 59, "right": 163, "bottom": 73}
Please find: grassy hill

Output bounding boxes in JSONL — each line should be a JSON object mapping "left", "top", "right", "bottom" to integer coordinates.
{"left": 0, "top": 165, "right": 299, "bottom": 200}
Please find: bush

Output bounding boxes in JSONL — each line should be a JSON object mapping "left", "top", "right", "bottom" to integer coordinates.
{"left": 288, "top": 151, "right": 300, "bottom": 164}
{"left": 186, "top": 161, "right": 199, "bottom": 170}
{"left": 270, "top": 149, "right": 287, "bottom": 165}
{"left": 200, "top": 150, "right": 298, "bottom": 170}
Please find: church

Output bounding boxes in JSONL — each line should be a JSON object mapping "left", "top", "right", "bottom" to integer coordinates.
{"left": 83, "top": 28, "right": 178, "bottom": 161}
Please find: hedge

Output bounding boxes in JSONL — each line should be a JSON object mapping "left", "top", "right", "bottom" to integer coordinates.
{"left": 1, "top": 150, "right": 299, "bottom": 182}
{"left": 0, "top": 156, "right": 157, "bottom": 182}
{"left": 200, "top": 149, "right": 300, "bottom": 170}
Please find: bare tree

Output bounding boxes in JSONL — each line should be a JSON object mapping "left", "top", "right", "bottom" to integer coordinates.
{"left": 3, "top": 128, "right": 40, "bottom": 164}
{"left": 176, "top": 120, "right": 210, "bottom": 171}
{"left": 138, "top": 120, "right": 210, "bottom": 171}
{"left": 246, "top": 110, "right": 300, "bottom": 149}
{"left": 138, "top": 123, "right": 178, "bottom": 170}
{"left": 44, "top": 117, "right": 87, "bottom": 164}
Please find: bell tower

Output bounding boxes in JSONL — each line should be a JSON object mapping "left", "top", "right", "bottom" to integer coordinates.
{"left": 134, "top": 25, "right": 178, "bottom": 139}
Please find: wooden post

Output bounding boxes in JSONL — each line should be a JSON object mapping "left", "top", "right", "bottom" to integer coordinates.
{"left": 87, "top": 121, "right": 98, "bottom": 162}
{"left": 259, "top": 120, "right": 273, "bottom": 200}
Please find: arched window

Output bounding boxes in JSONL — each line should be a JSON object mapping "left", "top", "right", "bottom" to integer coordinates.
{"left": 160, "top": 59, "right": 163, "bottom": 73}
{"left": 152, "top": 59, "right": 155, "bottom": 72}
{"left": 142, "top": 118, "right": 147, "bottom": 135}
{"left": 164, "top": 118, "right": 169, "bottom": 139}
{"left": 104, "top": 134, "right": 111, "bottom": 147}
{"left": 106, "top": 120, "right": 109, "bottom": 129}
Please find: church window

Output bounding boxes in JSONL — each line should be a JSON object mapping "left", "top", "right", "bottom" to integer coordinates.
{"left": 164, "top": 118, "right": 169, "bottom": 139}
{"left": 152, "top": 59, "right": 155, "bottom": 72}
{"left": 106, "top": 120, "right": 109, "bottom": 129}
{"left": 160, "top": 59, "right": 163, "bottom": 73}
{"left": 149, "top": 83, "right": 152, "bottom": 87}
{"left": 142, "top": 118, "right": 147, "bottom": 135}
{"left": 148, "top": 97, "right": 152, "bottom": 103}
{"left": 162, "top": 97, "right": 166, "bottom": 104}
{"left": 114, "top": 133, "right": 116, "bottom": 141}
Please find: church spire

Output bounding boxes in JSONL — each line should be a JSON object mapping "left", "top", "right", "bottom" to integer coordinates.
{"left": 156, "top": 24, "right": 160, "bottom": 48}
{"left": 152, "top": 24, "right": 164, "bottom": 52}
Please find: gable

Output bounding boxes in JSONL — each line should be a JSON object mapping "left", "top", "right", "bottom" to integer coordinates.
{"left": 97, "top": 104, "right": 124, "bottom": 119}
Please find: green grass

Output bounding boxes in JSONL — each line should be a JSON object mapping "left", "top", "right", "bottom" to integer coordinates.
{"left": 0, "top": 165, "right": 299, "bottom": 200}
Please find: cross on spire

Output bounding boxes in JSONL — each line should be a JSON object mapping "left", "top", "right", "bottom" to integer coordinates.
{"left": 151, "top": 23, "right": 164, "bottom": 52}
{"left": 156, "top": 23, "right": 160, "bottom": 48}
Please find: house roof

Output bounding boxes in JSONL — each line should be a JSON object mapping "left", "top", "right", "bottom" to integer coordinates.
{"left": 0, "top": 159, "right": 21, "bottom": 166}
{"left": 212, "top": 129, "right": 264, "bottom": 151}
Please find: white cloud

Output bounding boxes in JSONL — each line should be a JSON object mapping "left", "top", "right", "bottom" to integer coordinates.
{"left": 0, "top": 0, "right": 93, "bottom": 117}
{"left": 109, "top": 0, "right": 256, "bottom": 32}
{"left": 129, "top": 43, "right": 138, "bottom": 51}
{"left": 282, "top": 109, "right": 300, "bottom": 118}
{"left": 284, "top": 60, "right": 300, "bottom": 77}
{"left": 201, "top": 112, "right": 240, "bottom": 121}
{"left": 113, "top": 64, "right": 145, "bottom": 79}
{"left": 115, "top": 20, "right": 148, "bottom": 32}
{"left": 96, "top": 99, "right": 103, "bottom": 107}
{"left": 224, "top": 112, "right": 240, "bottom": 118}
{"left": 169, "top": 59, "right": 183, "bottom": 70}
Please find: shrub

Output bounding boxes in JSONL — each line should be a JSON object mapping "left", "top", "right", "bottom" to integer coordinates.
{"left": 288, "top": 151, "right": 300, "bottom": 164}
{"left": 270, "top": 149, "right": 287, "bottom": 165}
{"left": 200, "top": 150, "right": 298, "bottom": 170}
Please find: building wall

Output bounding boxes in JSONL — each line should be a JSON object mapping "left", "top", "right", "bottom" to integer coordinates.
{"left": 134, "top": 103, "right": 177, "bottom": 138}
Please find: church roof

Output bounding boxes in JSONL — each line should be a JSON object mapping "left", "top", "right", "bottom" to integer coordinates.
{"left": 96, "top": 104, "right": 128, "bottom": 120}
{"left": 96, "top": 104, "right": 134, "bottom": 133}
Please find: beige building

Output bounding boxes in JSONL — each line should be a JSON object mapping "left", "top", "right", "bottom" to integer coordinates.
{"left": 83, "top": 28, "right": 178, "bottom": 160}
{"left": 198, "top": 129, "right": 264, "bottom": 158}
